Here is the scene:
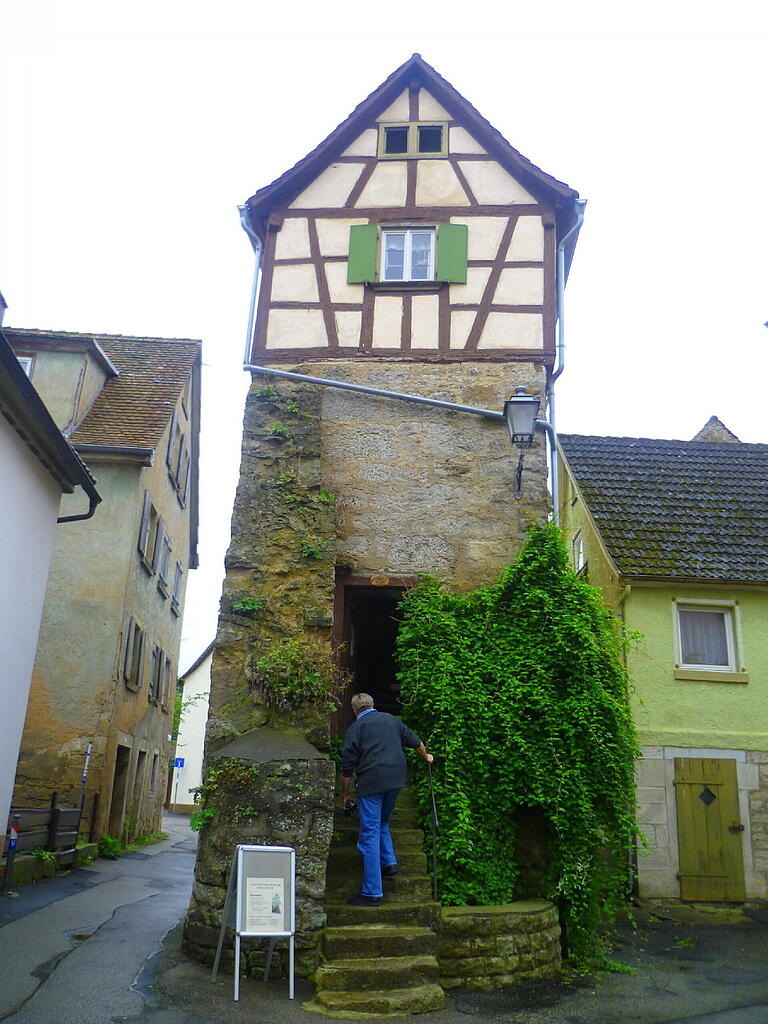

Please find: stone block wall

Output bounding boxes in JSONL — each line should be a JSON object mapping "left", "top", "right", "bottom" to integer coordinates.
{"left": 438, "top": 902, "right": 561, "bottom": 991}
{"left": 184, "top": 379, "right": 339, "bottom": 976}
{"left": 182, "top": 754, "right": 334, "bottom": 978}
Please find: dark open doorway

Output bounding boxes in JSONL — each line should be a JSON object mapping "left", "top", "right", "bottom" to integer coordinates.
{"left": 334, "top": 578, "right": 414, "bottom": 734}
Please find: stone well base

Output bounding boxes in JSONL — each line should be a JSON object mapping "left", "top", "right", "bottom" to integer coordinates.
{"left": 438, "top": 901, "right": 561, "bottom": 991}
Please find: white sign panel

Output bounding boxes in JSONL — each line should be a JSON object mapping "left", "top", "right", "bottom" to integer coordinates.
{"left": 245, "top": 877, "right": 285, "bottom": 932}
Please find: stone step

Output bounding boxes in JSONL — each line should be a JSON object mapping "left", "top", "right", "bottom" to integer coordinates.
{"left": 328, "top": 849, "right": 427, "bottom": 874}
{"left": 323, "top": 923, "right": 437, "bottom": 960}
{"left": 331, "top": 826, "right": 426, "bottom": 849}
{"left": 325, "top": 899, "right": 440, "bottom": 929}
{"left": 311, "top": 982, "right": 446, "bottom": 1015}
{"left": 326, "top": 873, "right": 433, "bottom": 902}
{"left": 315, "top": 954, "right": 439, "bottom": 992}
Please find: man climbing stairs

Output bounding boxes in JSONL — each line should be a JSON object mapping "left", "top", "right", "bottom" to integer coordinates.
{"left": 307, "top": 785, "right": 445, "bottom": 1015}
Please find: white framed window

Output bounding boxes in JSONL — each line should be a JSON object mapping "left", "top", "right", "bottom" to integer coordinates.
{"left": 16, "top": 355, "right": 33, "bottom": 377}
{"left": 382, "top": 228, "right": 435, "bottom": 282}
{"left": 675, "top": 602, "right": 737, "bottom": 672}
{"left": 572, "top": 532, "right": 585, "bottom": 572}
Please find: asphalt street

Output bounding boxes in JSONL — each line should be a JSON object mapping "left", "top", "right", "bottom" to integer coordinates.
{"left": 1, "top": 815, "right": 768, "bottom": 1023}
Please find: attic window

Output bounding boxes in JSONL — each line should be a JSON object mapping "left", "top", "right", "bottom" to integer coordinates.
{"left": 418, "top": 125, "right": 443, "bottom": 153}
{"left": 384, "top": 126, "right": 408, "bottom": 155}
{"left": 378, "top": 122, "right": 447, "bottom": 159}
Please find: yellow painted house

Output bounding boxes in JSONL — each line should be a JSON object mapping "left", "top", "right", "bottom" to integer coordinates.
{"left": 558, "top": 418, "right": 768, "bottom": 901}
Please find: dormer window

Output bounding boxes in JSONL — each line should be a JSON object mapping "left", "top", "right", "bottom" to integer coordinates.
{"left": 378, "top": 122, "right": 448, "bottom": 159}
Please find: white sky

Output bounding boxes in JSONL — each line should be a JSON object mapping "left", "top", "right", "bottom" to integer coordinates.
{"left": 2, "top": 1, "right": 767, "bottom": 670}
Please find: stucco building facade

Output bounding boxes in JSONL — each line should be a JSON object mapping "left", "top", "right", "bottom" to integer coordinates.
{"left": 558, "top": 421, "right": 768, "bottom": 901}
{"left": 0, "top": 315, "right": 98, "bottom": 849}
{"left": 5, "top": 327, "right": 201, "bottom": 841}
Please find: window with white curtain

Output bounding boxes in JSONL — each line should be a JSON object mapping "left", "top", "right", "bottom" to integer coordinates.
{"left": 676, "top": 604, "right": 735, "bottom": 671}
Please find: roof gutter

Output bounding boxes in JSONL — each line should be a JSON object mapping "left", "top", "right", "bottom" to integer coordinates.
{"left": 57, "top": 477, "right": 101, "bottom": 523}
{"left": 239, "top": 206, "right": 264, "bottom": 368}
{"left": 73, "top": 443, "right": 154, "bottom": 464}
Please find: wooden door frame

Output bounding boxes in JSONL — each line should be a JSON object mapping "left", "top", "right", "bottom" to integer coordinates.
{"left": 332, "top": 573, "right": 419, "bottom": 735}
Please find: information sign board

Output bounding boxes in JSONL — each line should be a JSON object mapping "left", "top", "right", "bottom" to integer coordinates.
{"left": 212, "top": 845, "right": 295, "bottom": 1002}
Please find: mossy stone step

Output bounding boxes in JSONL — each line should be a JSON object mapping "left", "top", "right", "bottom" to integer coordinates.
{"left": 328, "top": 849, "right": 427, "bottom": 873}
{"left": 326, "top": 873, "right": 433, "bottom": 902}
{"left": 331, "top": 826, "right": 426, "bottom": 848}
{"left": 315, "top": 954, "right": 439, "bottom": 992}
{"left": 325, "top": 899, "right": 440, "bottom": 929}
{"left": 312, "top": 982, "right": 446, "bottom": 1015}
{"left": 323, "top": 923, "right": 437, "bottom": 959}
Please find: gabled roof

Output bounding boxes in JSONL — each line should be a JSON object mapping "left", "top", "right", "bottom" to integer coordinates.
{"left": 559, "top": 433, "right": 768, "bottom": 584}
{"left": 5, "top": 328, "right": 201, "bottom": 448}
{"left": 0, "top": 330, "right": 99, "bottom": 501}
{"left": 180, "top": 640, "right": 214, "bottom": 681}
{"left": 243, "top": 53, "right": 579, "bottom": 237}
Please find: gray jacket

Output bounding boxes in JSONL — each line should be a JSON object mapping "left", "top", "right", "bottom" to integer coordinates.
{"left": 341, "top": 710, "right": 421, "bottom": 796}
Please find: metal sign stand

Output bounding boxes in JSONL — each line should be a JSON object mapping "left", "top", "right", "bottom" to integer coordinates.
{"left": 212, "top": 845, "right": 295, "bottom": 1001}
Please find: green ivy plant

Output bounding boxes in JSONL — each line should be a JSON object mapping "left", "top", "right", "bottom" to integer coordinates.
{"left": 230, "top": 597, "right": 265, "bottom": 617}
{"left": 268, "top": 421, "right": 290, "bottom": 438}
{"left": 254, "top": 385, "right": 279, "bottom": 399}
{"left": 248, "top": 636, "right": 348, "bottom": 710}
{"left": 397, "top": 521, "right": 640, "bottom": 962}
{"left": 300, "top": 539, "right": 327, "bottom": 560}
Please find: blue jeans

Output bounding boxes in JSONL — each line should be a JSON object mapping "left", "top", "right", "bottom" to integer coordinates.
{"left": 357, "top": 789, "right": 399, "bottom": 897}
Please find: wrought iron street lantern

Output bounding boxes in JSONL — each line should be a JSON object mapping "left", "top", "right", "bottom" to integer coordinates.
{"left": 503, "top": 387, "right": 541, "bottom": 499}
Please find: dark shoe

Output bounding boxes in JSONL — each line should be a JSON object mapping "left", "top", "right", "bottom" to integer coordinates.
{"left": 382, "top": 864, "right": 398, "bottom": 877}
{"left": 347, "top": 894, "right": 382, "bottom": 906}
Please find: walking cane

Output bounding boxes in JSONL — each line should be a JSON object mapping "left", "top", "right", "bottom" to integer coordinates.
{"left": 426, "top": 761, "right": 440, "bottom": 901}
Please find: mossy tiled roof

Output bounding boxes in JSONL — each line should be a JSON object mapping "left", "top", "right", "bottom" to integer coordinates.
{"left": 559, "top": 433, "right": 768, "bottom": 583}
{"left": 71, "top": 336, "right": 200, "bottom": 448}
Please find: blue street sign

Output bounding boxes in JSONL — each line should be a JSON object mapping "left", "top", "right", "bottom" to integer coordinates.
{"left": 8, "top": 838, "right": 17, "bottom": 850}
{"left": 174, "top": 757, "right": 185, "bottom": 768}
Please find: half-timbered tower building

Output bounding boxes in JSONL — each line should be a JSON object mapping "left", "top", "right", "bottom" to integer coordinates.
{"left": 184, "top": 55, "right": 583, "bottom": 982}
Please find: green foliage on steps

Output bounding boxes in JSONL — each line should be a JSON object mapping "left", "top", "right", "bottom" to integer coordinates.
{"left": 396, "top": 521, "right": 641, "bottom": 961}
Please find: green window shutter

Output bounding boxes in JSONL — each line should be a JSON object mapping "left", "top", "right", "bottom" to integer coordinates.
{"left": 347, "top": 224, "right": 378, "bottom": 283}
{"left": 436, "top": 223, "right": 468, "bottom": 283}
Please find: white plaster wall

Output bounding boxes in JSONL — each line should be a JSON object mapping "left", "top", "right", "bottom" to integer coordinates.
{"left": 0, "top": 419, "right": 62, "bottom": 843}
{"left": 411, "top": 294, "right": 440, "bottom": 349}
{"left": 450, "top": 267, "right": 491, "bottom": 305}
{"left": 450, "top": 310, "right": 475, "bottom": 349}
{"left": 274, "top": 218, "right": 311, "bottom": 259}
{"left": 376, "top": 90, "right": 409, "bottom": 121}
{"left": 266, "top": 309, "right": 328, "bottom": 349}
{"left": 418, "top": 91, "right": 451, "bottom": 120}
{"left": 479, "top": 312, "right": 543, "bottom": 349}
{"left": 325, "top": 262, "right": 361, "bottom": 304}
{"left": 356, "top": 163, "right": 408, "bottom": 208}
{"left": 636, "top": 747, "right": 763, "bottom": 899}
{"left": 270, "top": 264, "right": 319, "bottom": 303}
{"left": 495, "top": 268, "right": 544, "bottom": 306}
{"left": 290, "top": 163, "right": 364, "bottom": 208}
{"left": 372, "top": 296, "right": 403, "bottom": 348}
{"left": 342, "top": 129, "right": 377, "bottom": 157}
{"left": 507, "top": 216, "right": 545, "bottom": 261}
{"left": 172, "top": 651, "right": 211, "bottom": 811}
{"left": 316, "top": 218, "right": 369, "bottom": 257}
{"left": 451, "top": 216, "right": 508, "bottom": 260}
{"left": 449, "top": 127, "right": 487, "bottom": 155}
{"left": 416, "top": 161, "right": 470, "bottom": 207}
{"left": 335, "top": 311, "right": 362, "bottom": 348}
{"left": 457, "top": 161, "right": 536, "bottom": 204}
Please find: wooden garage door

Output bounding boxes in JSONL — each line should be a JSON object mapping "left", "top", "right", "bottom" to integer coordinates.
{"left": 674, "top": 757, "right": 745, "bottom": 901}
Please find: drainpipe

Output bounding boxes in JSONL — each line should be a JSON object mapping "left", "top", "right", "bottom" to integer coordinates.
{"left": 547, "top": 198, "right": 587, "bottom": 525}
{"left": 239, "top": 205, "right": 264, "bottom": 368}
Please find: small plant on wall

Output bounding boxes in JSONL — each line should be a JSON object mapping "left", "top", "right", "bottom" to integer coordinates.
{"left": 397, "top": 521, "right": 641, "bottom": 964}
{"left": 246, "top": 636, "right": 349, "bottom": 711}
